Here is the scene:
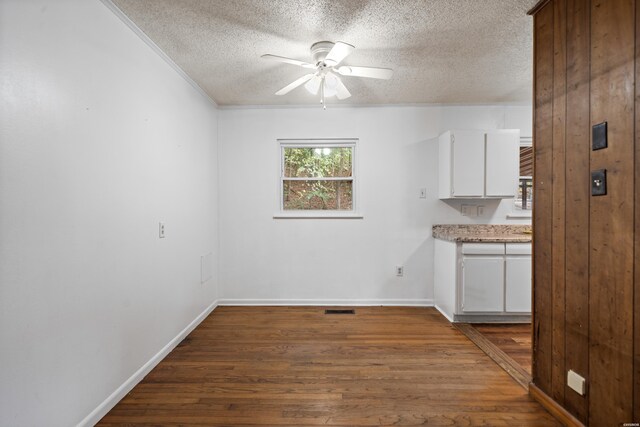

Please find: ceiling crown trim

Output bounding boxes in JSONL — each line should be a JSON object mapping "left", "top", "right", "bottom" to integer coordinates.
{"left": 99, "top": 0, "right": 217, "bottom": 107}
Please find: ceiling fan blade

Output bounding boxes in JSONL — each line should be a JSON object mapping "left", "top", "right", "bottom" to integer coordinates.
{"left": 261, "top": 54, "right": 316, "bottom": 69}
{"left": 335, "top": 76, "right": 351, "bottom": 100}
{"left": 324, "top": 41, "right": 355, "bottom": 66}
{"left": 275, "top": 74, "right": 315, "bottom": 96}
{"left": 336, "top": 66, "right": 393, "bottom": 80}
{"left": 304, "top": 75, "right": 322, "bottom": 95}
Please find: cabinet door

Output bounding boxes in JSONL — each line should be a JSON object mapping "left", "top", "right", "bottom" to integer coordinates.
{"left": 505, "top": 256, "right": 532, "bottom": 312}
{"left": 438, "top": 131, "right": 453, "bottom": 198}
{"left": 462, "top": 256, "right": 504, "bottom": 312}
{"left": 485, "top": 131, "right": 519, "bottom": 197}
{"left": 452, "top": 130, "right": 485, "bottom": 197}
{"left": 434, "top": 239, "right": 458, "bottom": 321}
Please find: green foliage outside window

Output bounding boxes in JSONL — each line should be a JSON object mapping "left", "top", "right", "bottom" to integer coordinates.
{"left": 283, "top": 147, "right": 353, "bottom": 210}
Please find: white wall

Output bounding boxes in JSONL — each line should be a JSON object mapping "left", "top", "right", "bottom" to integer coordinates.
{"left": 218, "top": 105, "right": 531, "bottom": 304}
{"left": 0, "top": 1, "right": 219, "bottom": 426}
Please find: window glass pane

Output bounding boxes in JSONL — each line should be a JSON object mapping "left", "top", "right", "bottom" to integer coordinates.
{"left": 284, "top": 147, "right": 352, "bottom": 178}
{"left": 516, "top": 178, "right": 533, "bottom": 210}
{"left": 516, "top": 146, "right": 533, "bottom": 210}
{"left": 283, "top": 180, "right": 352, "bottom": 210}
{"left": 520, "top": 146, "right": 533, "bottom": 177}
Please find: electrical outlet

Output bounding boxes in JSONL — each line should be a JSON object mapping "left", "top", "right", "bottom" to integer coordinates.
{"left": 395, "top": 266, "right": 404, "bottom": 277}
{"left": 419, "top": 188, "right": 427, "bottom": 198}
{"left": 567, "top": 370, "right": 586, "bottom": 395}
{"left": 461, "top": 204, "right": 478, "bottom": 217}
{"left": 159, "top": 222, "right": 165, "bottom": 238}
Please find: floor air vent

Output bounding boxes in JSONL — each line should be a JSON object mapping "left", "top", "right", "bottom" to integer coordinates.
{"left": 324, "top": 309, "right": 355, "bottom": 315}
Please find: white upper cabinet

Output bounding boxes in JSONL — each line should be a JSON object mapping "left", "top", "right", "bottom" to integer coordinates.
{"left": 486, "top": 131, "right": 520, "bottom": 197}
{"left": 452, "top": 130, "right": 485, "bottom": 197}
{"left": 438, "top": 129, "right": 520, "bottom": 199}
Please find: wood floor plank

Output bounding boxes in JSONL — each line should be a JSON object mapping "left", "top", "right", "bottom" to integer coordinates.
{"left": 472, "top": 323, "right": 532, "bottom": 375}
{"left": 455, "top": 323, "right": 531, "bottom": 391}
{"left": 98, "top": 307, "right": 560, "bottom": 426}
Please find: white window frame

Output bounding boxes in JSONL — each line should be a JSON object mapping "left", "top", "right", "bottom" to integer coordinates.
{"left": 508, "top": 136, "right": 533, "bottom": 218}
{"left": 274, "top": 138, "right": 362, "bottom": 219}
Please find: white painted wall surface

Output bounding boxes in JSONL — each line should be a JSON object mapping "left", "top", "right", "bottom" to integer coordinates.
{"left": 0, "top": 1, "right": 219, "bottom": 426}
{"left": 218, "top": 105, "right": 531, "bottom": 304}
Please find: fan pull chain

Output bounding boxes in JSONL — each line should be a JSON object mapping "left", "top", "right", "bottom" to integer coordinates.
{"left": 320, "top": 75, "right": 326, "bottom": 109}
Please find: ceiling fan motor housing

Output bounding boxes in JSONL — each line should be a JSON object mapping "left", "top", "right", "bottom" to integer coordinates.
{"left": 310, "top": 41, "right": 335, "bottom": 65}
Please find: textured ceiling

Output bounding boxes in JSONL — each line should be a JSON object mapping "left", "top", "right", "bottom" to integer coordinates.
{"left": 112, "top": 0, "right": 537, "bottom": 106}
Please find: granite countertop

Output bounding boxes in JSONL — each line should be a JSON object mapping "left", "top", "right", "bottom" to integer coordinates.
{"left": 432, "top": 224, "right": 532, "bottom": 243}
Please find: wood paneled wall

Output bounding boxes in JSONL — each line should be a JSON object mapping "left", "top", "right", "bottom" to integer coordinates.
{"left": 530, "top": 0, "right": 639, "bottom": 425}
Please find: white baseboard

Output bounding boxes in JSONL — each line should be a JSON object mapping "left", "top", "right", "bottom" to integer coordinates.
{"left": 218, "top": 298, "right": 434, "bottom": 307}
{"left": 77, "top": 300, "right": 219, "bottom": 427}
{"left": 434, "top": 304, "right": 454, "bottom": 322}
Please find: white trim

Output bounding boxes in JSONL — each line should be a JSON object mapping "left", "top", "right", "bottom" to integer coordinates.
{"left": 273, "top": 212, "right": 363, "bottom": 219}
{"left": 520, "top": 136, "right": 533, "bottom": 147}
{"left": 510, "top": 136, "right": 534, "bottom": 216}
{"left": 218, "top": 299, "right": 434, "bottom": 307}
{"left": 219, "top": 102, "right": 533, "bottom": 110}
{"left": 507, "top": 212, "right": 532, "bottom": 219}
{"left": 99, "top": 0, "right": 217, "bottom": 107}
{"left": 278, "top": 139, "right": 359, "bottom": 216}
{"left": 77, "top": 300, "right": 219, "bottom": 427}
{"left": 278, "top": 138, "right": 359, "bottom": 144}
{"left": 434, "top": 305, "right": 455, "bottom": 322}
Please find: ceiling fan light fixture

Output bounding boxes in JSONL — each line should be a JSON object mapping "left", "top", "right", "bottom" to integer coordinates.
{"left": 304, "top": 75, "right": 321, "bottom": 95}
{"left": 323, "top": 72, "right": 339, "bottom": 98}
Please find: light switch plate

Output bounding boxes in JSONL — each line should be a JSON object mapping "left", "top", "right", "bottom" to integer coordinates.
{"left": 567, "top": 370, "right": 586, "bottom": 395}
{"left": 591, "top": 169, "right": 607, "bottom": 196}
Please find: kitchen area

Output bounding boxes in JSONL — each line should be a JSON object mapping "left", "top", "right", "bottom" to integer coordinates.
{"left": 432, "top": 128, "right": 533, "bottom": 385}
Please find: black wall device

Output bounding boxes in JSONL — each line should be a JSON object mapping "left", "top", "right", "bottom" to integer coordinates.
{"left": 591, "top": 169, "right": 607, "bottom": 196}
{"left": 592, "top": 122, "right": 607, "bottom": 150}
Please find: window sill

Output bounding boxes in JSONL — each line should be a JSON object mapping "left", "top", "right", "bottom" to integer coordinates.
{"left": 273, "top": 212, "right": 364, "bottom": 219}
{"left": 507, "top": 211, "right": 532, "bottom": 219}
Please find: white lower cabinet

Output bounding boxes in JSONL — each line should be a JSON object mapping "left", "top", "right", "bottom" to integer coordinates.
{"left": 434, "top": 239, "right": 531, "bottom": 322}
{"left": 462, "top": 256, "right": 504, "bottom": 312}
{"left": 505, "top": 256, "right": 532, "bottom": 312}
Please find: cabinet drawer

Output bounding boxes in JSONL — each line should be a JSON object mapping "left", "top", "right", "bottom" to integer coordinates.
{"left": 461, "top": 243, "right": 505, "bottom": 255}
{"left": 506, "top": 243, "right": 532, "bottom": 255}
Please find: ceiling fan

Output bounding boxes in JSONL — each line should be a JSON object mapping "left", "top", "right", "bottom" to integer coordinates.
{"left": 262, "top": 41, "right": 393, "bottom": 108}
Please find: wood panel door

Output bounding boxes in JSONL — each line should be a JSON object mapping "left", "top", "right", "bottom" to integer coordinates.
{"left": 530, "top": 0, "right": 638, "bottom": 425}
{"left": 588, "top": 0, "right": 635, "bottom": 424}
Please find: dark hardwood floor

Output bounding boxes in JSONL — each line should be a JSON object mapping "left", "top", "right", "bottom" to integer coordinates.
{"left": 455, "top": 323, "right": 532, "bottom": 391}
{"left": 98, "top": 307, "right": 558, "bottom": 426}
{"left": 473, "top": 323, "right": 532, "bottom": 375}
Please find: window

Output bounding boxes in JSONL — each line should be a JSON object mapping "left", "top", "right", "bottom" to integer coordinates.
{"left": 515, "top": 138, "right": 533, "bottom": 211}
{"left": 278, "top": 139, "right": 357, "bottom": 216}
